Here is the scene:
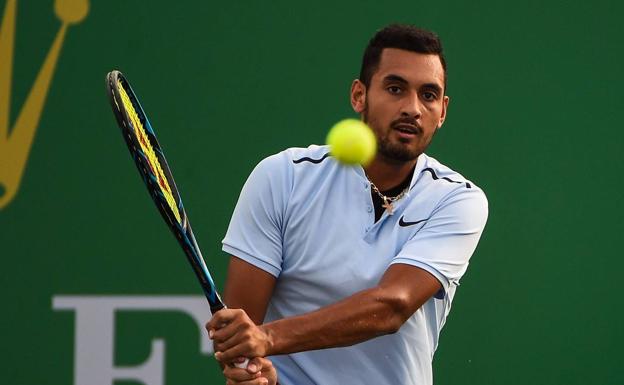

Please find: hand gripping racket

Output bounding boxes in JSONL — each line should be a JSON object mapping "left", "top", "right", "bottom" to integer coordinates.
{"left": 106, "top": 71, "right": 249, "bottom": 368}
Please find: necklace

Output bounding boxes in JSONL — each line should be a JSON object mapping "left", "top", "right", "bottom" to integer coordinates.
{"left": 368, "top": 180, "right": 408, "bottom": 215}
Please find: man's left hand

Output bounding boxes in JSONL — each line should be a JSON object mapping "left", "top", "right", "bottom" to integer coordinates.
{"left": 207, "top": 308, "right": 273, "bottom": 363}
{"left": 222, "top": 357, "right": 278, "bottom": 385}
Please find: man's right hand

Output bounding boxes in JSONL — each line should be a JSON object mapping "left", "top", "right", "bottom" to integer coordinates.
{"left": 223, "top": 357, "right": 277, "bottom": 385}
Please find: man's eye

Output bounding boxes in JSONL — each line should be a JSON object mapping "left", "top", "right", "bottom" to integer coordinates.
{"left": 387, "top": 86, "right": 402, "bottom": 94}
{"left": 422, "top": 92, "right": 437, "bottom": 101}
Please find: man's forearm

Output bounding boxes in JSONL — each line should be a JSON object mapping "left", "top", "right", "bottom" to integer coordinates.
{"left": 209, "top": 264, "right": 441, "bottom": 362}
{"left": 262, "top": 285, "right": 408, "bottom": 355}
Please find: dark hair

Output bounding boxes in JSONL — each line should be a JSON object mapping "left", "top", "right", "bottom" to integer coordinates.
{"left": 359, "top": 24, "right": 447, "bottom": 90}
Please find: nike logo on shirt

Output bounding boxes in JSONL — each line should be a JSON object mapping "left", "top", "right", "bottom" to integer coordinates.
{"left": 398, "top": 216, "right": 427, "bottom": 227}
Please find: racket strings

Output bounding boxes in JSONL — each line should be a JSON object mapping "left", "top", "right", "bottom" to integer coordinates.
{"left": 117, "top": 81, "right": 182, "bottom": 225}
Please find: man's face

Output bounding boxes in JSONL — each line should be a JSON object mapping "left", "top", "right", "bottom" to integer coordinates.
{"left": 351, "top": 48, "right": 449, "bottom": 163}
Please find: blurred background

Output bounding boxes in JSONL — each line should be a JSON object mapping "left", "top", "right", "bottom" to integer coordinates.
{"left": 1, "top": 0, "right": 622, "bottom": 384}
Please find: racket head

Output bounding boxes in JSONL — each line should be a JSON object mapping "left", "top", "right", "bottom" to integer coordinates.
{"left": 106, "top": 71, "right": 185, "bottom": 229}
{"left": 106, "top": 70, "right": 225, "bottom": 313}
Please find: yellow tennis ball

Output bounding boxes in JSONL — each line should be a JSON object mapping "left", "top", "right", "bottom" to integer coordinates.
{"left": 326, "top": 119, "right": 377, "bottom": 166}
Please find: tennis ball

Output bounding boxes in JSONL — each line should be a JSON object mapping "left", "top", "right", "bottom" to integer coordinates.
{"left": 326, "top": 119, "right": 377, "bottom": 166}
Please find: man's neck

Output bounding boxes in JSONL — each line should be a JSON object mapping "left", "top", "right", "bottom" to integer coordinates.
{"left": 364, "top": 155, "right": 419, "bottom": 191}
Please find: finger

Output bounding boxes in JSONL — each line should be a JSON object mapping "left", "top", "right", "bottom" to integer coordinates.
{"left": 232, "top": 356, "right": 253, "bottom": 371}
{"left": 205, "top": 309, "right": 228, "bottom": 332}
{"left": 211, "top": 320, "right": 246, "bottom": 344}
{"left": 226, "top": 378, "right": 269, "bottom": 385}
{"left": 213, "top": 325, "right": 251, "bottom": 353}
{"left": 256, "top": 357, "right": 273, "bottom": 368}
{"left": 215, "top": 341, "right": 257, "bottom": 363}
{"left": 233, "top": 356, "right": 248, "bottom": 364}
{"left": 206, "top": 308, "right": 241, "bottom": 331}
{"left": 241, "top": 379, "right": 269, "bottom": 385}
{"left": 245, "top": 357, "right": 264, "bottom": 374}
{"left": 213, "top": 326, "right": 256, "bottom": 357}
{"left": 212, "top": 311, "right": 254, "bottom": 347}
{"left": 223, "top": 366, "right": 261, "bottom": 382}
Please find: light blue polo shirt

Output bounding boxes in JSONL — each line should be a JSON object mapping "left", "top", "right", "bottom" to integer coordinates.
{"left": 222, "top": 145, "right": 488, "bottom": 385}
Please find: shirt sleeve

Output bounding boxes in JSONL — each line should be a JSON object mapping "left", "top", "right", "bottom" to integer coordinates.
{"left": 391, "top": 186, "right": 488, "bottom": 294}
{"left": 222, "top": 152, "right": 291, "bottom": 278}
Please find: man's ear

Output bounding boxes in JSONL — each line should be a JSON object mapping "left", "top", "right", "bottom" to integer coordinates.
{"left": 350, "top": 79, "right": 366, "bottom": 113}
{"left": 437, "top": 95, "right": 450, "bottom": 128}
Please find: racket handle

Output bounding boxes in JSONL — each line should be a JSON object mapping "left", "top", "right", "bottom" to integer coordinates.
{"left": 234, "top": 358, "right": 250, "bottom": 369}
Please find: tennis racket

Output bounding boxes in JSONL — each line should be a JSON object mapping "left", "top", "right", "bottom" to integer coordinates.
{"left": 105, "top": 70, "right": 225, "bottom": 314}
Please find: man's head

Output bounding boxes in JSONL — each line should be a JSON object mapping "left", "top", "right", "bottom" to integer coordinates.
{"left": 359, "top": 25, "right": 447, "bottom": 90}
{"left": 351, "top": 24, "right": 449, "bottom": 164}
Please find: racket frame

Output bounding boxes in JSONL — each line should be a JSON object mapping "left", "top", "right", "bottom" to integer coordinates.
{"left": 105, "top": 70, "right": 225, "bottom": 314}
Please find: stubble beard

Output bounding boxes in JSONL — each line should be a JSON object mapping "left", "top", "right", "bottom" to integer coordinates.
{"left": 363, "top": 108, "right": 427, "bottom": 163}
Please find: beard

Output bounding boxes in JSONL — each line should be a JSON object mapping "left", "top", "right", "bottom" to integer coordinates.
{"left": 363, "top": 108, "right": 430, "bottom": 163}
{"left": 377, "top": 132, "right": 421, "bottom": 162}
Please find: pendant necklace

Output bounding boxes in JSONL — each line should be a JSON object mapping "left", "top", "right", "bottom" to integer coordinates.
{"left": 368, "top": 180, "right": 408, "bottom": 215}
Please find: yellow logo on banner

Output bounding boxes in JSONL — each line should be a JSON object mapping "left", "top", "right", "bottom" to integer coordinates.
{"left": 0, "top": 0, "right": 88, "bottom": 209}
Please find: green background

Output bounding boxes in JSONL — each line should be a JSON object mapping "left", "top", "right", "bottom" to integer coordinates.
{"left": 1, "top": 0, "right": 622, "bottom": 384}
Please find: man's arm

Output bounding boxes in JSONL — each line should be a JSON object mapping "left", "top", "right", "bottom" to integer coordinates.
{"left": 223, "top": 256, "right": 277, "bottom": 324}
{"left": 215, "top": 256, "right": 278, "bottom": 385}
{"left": 208, "top": 262, "right": 441, "bottom": 362}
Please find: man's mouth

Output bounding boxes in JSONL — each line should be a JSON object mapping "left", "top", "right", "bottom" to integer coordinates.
{"left": 392, "top": 123, "right": 421, "bottom": 138}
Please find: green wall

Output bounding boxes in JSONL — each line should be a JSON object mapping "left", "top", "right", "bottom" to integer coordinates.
{"left": 1, "top": 0, "right": 622, "bottom": 384}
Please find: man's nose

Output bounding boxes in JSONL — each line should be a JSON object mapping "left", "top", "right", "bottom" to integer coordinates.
{"left": 400, "top": 92, "right": 422, "bottom": 118}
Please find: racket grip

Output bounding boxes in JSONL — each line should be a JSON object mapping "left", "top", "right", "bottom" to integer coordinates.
{"left": 234, "top": 358, "right": 250, "bottom": 369}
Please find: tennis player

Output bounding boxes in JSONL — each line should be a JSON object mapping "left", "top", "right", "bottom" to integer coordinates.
{"left": 208, "top": 24, "right": 488, "bottom": 385}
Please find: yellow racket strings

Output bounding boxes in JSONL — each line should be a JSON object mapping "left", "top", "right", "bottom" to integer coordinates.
{"left": 117, "top": 80, "right": 182, "bottom": 225}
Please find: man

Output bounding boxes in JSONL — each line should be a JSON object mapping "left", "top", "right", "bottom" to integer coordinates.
{"left": 208, "top": 24, "right": 488, "bottom": 385}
